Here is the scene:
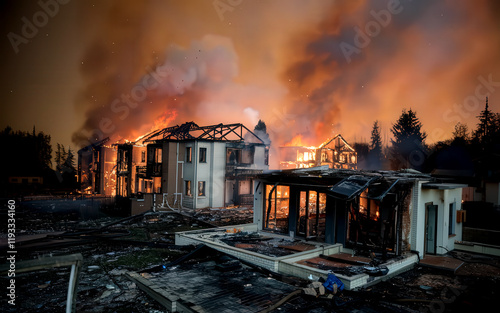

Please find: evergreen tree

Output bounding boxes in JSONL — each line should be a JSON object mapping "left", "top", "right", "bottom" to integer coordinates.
{"left": 64, "top": 147, "right": 76, "bottom": 171}
{"left": 253, "top": 119, "right": 271, "bottom": 145}
{"left": 55, "top": 143, "right": 63, "bottom": 172}
{"left": 55, "top": 143, "right": 68, "bottom": 173}
{"left": 0, "top": 126, "right": 53, "bottom": 188}
{"left": 369, "top": 120, "right": 383, "bottom": 168}
{"left": 452, "top": 122, "right": 470, "bottom": 144}
{"left": 474, "top": 97, "right": 494, "bottom": 142}
{"left": 390, "top": 109, "right": 427, "bottom": 170}
{"left": 62, "top": 147, "right": 77, "bottom": 187}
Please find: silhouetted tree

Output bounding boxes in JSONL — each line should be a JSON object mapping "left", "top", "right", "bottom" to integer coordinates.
{"left": 253, "top": 119, "right": 271, "bottom": 145}
{"left": 452, "top": 122, "right": 470, "bottom": 141}
{"left": 61, "top": 147, "right": 77, "bottom": 188}
{"left": 353, "top": 142, "right": 369, "bottom": 169}
{"left": 473, "top": 97, "right": 495, "bottom": 143}
{"left": 55, "top": 143, "right": 67, "bottom": 173}
{"left": 390, "top": 109, "right": 427, "bottom": 170}
{"left": 369, "top": 120, "right": 383, "bottom": 168}
{"left": 451, "top": 122, "right": 470, "bottom": 146}
{"left": 0, "top": 126, "right": 53, "bottom": 194}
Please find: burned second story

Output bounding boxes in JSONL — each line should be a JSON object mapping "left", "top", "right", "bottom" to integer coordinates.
{"left": 111, "top": 121, "right": 269, "bottom": 209}
{"left": 78, "top": 137, "right": 117, "bottom": 196}
{"left": 279, "top": 134, "right": 357, "bottom": 170}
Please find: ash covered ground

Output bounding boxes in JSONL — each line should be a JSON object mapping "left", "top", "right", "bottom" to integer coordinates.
{"left": 1, "top": 202, "right": 499, "bottom": 313}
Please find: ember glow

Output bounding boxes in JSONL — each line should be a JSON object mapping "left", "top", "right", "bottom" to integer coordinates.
{"left": 2, "top": 1, "right": 500, "bottom": 165}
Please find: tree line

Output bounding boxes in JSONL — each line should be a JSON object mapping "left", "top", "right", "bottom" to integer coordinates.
{"left": 0, "top": 126, "right": 77, "bottom": 195}
{"left": 358, "top": 97, "right": 500, "bottom": 174}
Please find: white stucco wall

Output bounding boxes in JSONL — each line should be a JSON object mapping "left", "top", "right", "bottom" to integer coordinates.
{"left": 253, "top": 179, "right": 264, "bottom": 230}
{"left": 182, "top": 141, "right": 227, "bottom": 209}
{"left": 415, "top": 184, "right": 463, "bottom": 256}
{"left": 443, "top": 188, "right": 463, "bottom": 252}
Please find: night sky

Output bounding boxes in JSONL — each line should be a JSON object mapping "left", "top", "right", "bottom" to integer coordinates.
{"left": 2, "top": 0, "right": 500, "bottom": 154}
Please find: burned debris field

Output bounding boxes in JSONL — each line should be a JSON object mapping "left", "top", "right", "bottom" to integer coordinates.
{"left": 5, "top": 1, "right": 500, "bottom": 312}
{"left": 1, "top": 203, "right": 500, "bottom": 313}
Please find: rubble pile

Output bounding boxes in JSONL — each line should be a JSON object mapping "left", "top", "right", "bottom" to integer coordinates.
{"left": 192, "top": 206, "right": 254, "bottom": 226}
{"left": 2, "top": 203, "right": 500, "bottom": 312}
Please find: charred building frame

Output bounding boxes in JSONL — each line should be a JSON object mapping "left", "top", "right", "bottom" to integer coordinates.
{"left": 79, "top": 122, "right": 270, "bottom": 211}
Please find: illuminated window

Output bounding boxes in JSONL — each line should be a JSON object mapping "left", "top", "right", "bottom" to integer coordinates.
{"left": 198, "top": 181, "right": 206, "bottom": 196}
{"left": 185, "top": 180, "right": 192, "bottom": 196}
{"left": 264, "top": 185, "right": 290, "bottom": 233}
{"left": 155, "top": 148, "right": 162, "bottom": 163}
{"left": 186, "top": 147, "right": 192, "bottom": 163}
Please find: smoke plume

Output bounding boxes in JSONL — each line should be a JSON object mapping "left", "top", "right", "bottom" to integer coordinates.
{"left": 72, "top": 0, "right": 500, "bottom": 153}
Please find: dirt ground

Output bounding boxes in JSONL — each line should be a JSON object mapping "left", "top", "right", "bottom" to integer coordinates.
{"left": 1, "top": 204, "right": 500, "bottom": 313}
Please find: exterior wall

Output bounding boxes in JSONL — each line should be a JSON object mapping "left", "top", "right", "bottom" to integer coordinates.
{"left": 443, "top": 188, "right": 463, "bottom": 252}
{"left": 182, "top": 141, "right": 226, "bottom": 209}
{"left": 99, "top": 146, "right": 117, "bottom": 196}
{"left": 253, "top": 146, "right": 269, "bottom": 169}
{"left": 253, "top": 179, "right": 265, "bottom": 230}
{"left": 415, "top": 184, "right": 463, "bottom": 256}
{"left": 162, "top": 142, "right": 185, "bottom": 200}
{"left": 485, "top": 182, "right": 500, "bottom": 205}
{"left": 131, "top": 195, "right": 152, "bottom": 215}
{"left": 132, "top": 145, "right": 147, "bottom": 194}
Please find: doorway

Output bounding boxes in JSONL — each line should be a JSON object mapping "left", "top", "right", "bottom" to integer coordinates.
{"left": 425, "top": 203, "right": 438, "bottom": 255}
{"left": 297, "top": 190, "right": 326, "bottom": 241}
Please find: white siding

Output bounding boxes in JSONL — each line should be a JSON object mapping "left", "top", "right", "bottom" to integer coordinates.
{"left": 254, "top": 179, "right": 264, "bottom": 230}
{"left": 417, "top": 186, "right": 463, "bottom": 256}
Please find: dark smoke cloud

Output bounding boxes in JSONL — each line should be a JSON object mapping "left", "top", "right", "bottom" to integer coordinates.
{"left": 281, "top": 0, "right": 500, "bottom": 145}
{"left": 72, "top": 0, "right": 500, "bottom": 153}
{"left": 72, "top": 0, "right": 315, "bottom": 147}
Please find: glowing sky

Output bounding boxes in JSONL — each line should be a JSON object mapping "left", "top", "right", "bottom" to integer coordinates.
{"left": 2, "top": 0, "right": 500, "bottom": 156}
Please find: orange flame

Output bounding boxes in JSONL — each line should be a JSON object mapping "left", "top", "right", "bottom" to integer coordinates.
{"left": 152, "top": 110, "right": 178, "bottom": 131}
{"left": 285, "top": 134, "right": 305, "bottom": 147}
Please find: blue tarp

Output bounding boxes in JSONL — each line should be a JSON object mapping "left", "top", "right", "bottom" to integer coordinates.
{"left": 323, "top": 273, "right": 345, "bottom": 291}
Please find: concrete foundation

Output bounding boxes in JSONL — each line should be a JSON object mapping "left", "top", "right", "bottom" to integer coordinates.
{"left": 175, "top": 225, "right": 419, "bottom": 290}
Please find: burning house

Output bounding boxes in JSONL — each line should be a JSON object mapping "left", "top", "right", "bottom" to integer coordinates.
{"left": 77, "top": 137, "right": 117, "bottom": 196}
{"left": 176, "top": 167, "right": 468, "bottom": 289}
{"left": 279, "top": 134, "right": 357, "bottom": 170}
{"left": 90, "top": 122, "right": 270, "bottom": 212}
{"left": 254, "top": 168, "right": 467, "bottom": 257}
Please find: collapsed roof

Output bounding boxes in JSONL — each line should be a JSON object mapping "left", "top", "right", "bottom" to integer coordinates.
{"left": 138, "top": 121, "right": 266, "bottom": 144}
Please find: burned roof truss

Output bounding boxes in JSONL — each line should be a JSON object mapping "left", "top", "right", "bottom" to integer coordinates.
{"left": 140, "top": 121, "right": 265, "bottom": 144}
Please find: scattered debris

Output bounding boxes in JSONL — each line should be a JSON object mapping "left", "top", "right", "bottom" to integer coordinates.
{"left": 3, "top": 203, "right": 500, "bottom": 312}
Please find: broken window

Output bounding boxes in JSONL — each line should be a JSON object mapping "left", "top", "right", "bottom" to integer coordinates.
{"left": 226, "top": 148, "right": 241, "bottom": 164}
{"left": 199, "top": 147, "right": 207, "bottom": 163}
{"left": 141, "top": 151, "right": 146, "bottom": 163}
{"left": 297, "top": 190, "right": 326, "bottom": 241}
{"left": 264, "top": 185, "right": 289, "bottom": 233}
{"left": 185, "top": 180, "right": 192, "bottom": 196}
{"left": 186, "top": 147, "right": 192, "bottom": 163}
{"left": 155, "top": 148, "right": 162, "bottom": 163}
{"left": 198, "top": 181, "right": 206, "bottom": 197}
{"left": 151, "top": 177, "right": 161, "bottom": 193}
